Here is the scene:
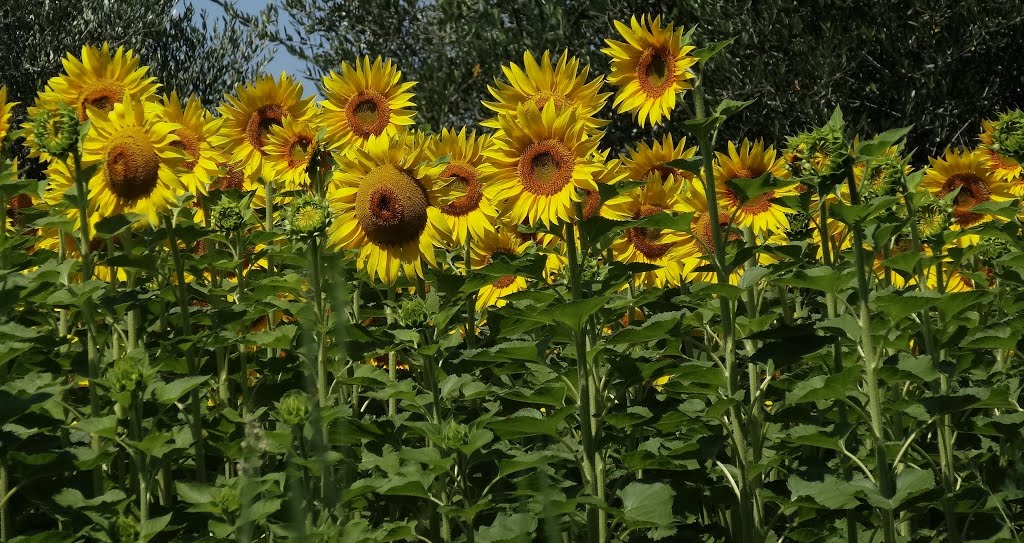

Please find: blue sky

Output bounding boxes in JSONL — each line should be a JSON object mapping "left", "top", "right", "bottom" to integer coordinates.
{"left": 179, "top": 0, "right": 315, "bottom": 89}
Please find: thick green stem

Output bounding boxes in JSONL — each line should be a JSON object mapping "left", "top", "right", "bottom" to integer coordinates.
{"left": 164, "top": 214, "right": 207, "bottom": 482}
{"left": 1, "top": 455, "right": 8, "bottom": 542}
{"left": 464, "top": 234, "right": 476, "bottom": 348}
{"left": 387, "top": 287, "right": 398, "bottom": 417}
{"left": 565, "top": 224, "right": 604, "bottom": 543}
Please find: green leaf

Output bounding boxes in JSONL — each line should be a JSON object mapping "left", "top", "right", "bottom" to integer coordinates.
{"left": 786, "top": 365, "right": 861, "bottom": 404}
{"left": 788, "top": 475, "right": 860, "bottom": 509}
{"left": 775, "top": 266, "right": 856, "bottom": 293}
{"left": 607, "top": 312, "right": 681, "bottom": 345}
{"left": 139, "top": 513, "right": 173, "bottom": 543}
{"left": 829, "top": 196, "right": 901, "bottom": 225}
{"left": 542, "top": 295, "right": 610, "bottom": 331}
{"left": 662, "top": 157, "right": 704, "bottom": 177}
{"left": 244, "top": 324, "right": 297, "bottom": 348}
{"left": 855, "top": 126, "right": 912, "bottom": 158}
{"left": 713, "top": 98, "right": 755, "bottom": 118}
{"left": 620, "top": 482, "right": 676, "bottom": 529}
{"left": 153, "top": 376, "right": 211, "bottom": 405}
{"left": 475, "top": 512, "right": 537, "bottom": 543}
{"left": 692, "top": 38, "right": 734, "bottom": 65}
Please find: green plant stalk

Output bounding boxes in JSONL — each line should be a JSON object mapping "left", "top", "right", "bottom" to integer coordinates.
{"left": 1, "top": 454, "right": 8, "bottom": 542}
{"left": 71, "top": 150, "right": 103, "bottom": 496}
{"left": 264, "top": 179, "right": 276, "bottom": 344}
{"left": 846, "top": 173, "right": 896, "bottom": 543}
{"left": 464, "top": 234, "right": 476, "bottom": 349}
{"left": 900, "top": 175, "right": 960, "bottom": 542}
{"left": 387, "top": 287, "right": 398, "bottom": 417}
{"left": 164, "top": 214, "right": 207, "bottom": 482}
{"left": 233, "top": 230, "right": 250, "bottom": 411}
{"left": 693, "top": 85, "right": 755, "bottom": 543}
{"left": 818, "top": 193, "right": 858, "bottom": 543}
{"left": 130, "top": 393, "right": 149, "bottom": 526}
{"left": 307, "top": 237, "right": 334, "bottom": 504}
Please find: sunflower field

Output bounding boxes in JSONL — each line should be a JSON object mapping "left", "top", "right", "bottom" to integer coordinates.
{"left": 3, "top": 13, "right": 1024, "bottom": 543}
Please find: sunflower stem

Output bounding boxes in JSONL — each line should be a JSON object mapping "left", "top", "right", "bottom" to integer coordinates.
{"left": 387, "top": 287, "right": 398, "bottom": 417}
{"left": 71, "top": 149, "right": 103, "bottom": 497}
{"left": 464, "top": 234, "right": 476, "bottom": 349}
{"left": 164, "top": 213, "right": 207, "bottom": 483}
{"left": 565, "top": 223, "right": 604, "bottom": 543}
{"left": 846, "top": 167, "right": 897, "bottom": 543}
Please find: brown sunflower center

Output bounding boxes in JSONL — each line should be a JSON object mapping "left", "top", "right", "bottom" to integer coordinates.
{"left": 651, "top": 164, "right": 692, "bottom": 182}
{"left": 487, "top": 248, "right": 519, "bottom": 288}
{"left": 77, "top": 79, "right": 125, "bottom": 121}
{"left": 940, "top": 173, "right": 991, "bottom": 227}
{"left": 519, "top": 140, "right": 575, "bottom": 196}
{"left": 637, "top": 47, "right": 676, "bottom": 97}
{"left": 104, "top": 126, "right": 161, "bottom": 202}
{"left": 172, "top": 127, "right": 201, "bottom": 171}
{"left": 214, "top": 163, "right": 245, "bottom": 192}
{"left": 346, "top": 90, "right": 391, "bottom": 138}
{"left": 356, "top": 164, "right": 429, "bottom": 246}
{"left": 582, "top": 189, "right": 602, "bottom": 219}
{"left": 626, "top": 204, "right": 673, "bottom": 260}
{"left": 693, "top": 210, "right": 737, "bottom": 252}
{"left": 245, "top": 104, "right": 284, "bottom": 151}
{"left": 288, "top": 135, "right": 314, "bottom": 168}
{"left": 7, "top": 193, "right": 33, "bottom": 226}
{"left": 439, "top": 162, "right": 483, "bottom": 216}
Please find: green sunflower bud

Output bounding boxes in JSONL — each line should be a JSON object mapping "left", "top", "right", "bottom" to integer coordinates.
{"left": 275, "top": 390, "right": 308, "bottom": 426}
{"left": 33, "top": 103, "right": 79, "bottom": 158}
{"left": 993, "top": 109, "right": 1024, "bottom": 161}
{"left": 916, "top": 197, "right": 950, "bottom": 241}
{"left": 210, "top": 198, "right": 245, "bottom": 233}
{"left": 114, "top": 514, "right": 139, "bottom": 543}
{"left": 861, "top": 157, "right": 904, "bottom": 202}
{"left": 285, "top": 194, "right": 332, "bottom": 241}
{"left": 108, "top": 349, "right": 151, "bottom": 394}
{"left": 215, "top": 486, "right": 241, "bottom": 517}
{"left": 784, "top": 123, "right": 849, "bottom": 179}
{"left": 398, "top": 295, "right": 429, "bottom": 327}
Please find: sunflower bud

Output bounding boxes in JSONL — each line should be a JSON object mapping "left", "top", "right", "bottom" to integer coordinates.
{"left": 284, "top": 194, "right": 332, "bottom": 241}
{"left": 274, "top": 390, "right": 308, "bottom": 426}
{"left": 398, "top": 296, "right": 429, "bottom": 327}
{"left": 993, "top": 109, "right": 1024, "bottom": 161}
{"left": 916, "top": 197, "right": 950, "bottom": 241}
{"left": 210, "top": 198, "right": 245, "bottom": 233}
{"left": 32, "top": 103, "right": 79, "bottom": 158}
{"left": 860, "top": 157, "right": 904, "bottom": 202}
{"left": 114, "top": 514, "right": 139, "bottom": 543}
{"left": 108, "top": 349, "right": 151, "bottom": 394}
{"left": 215, "top": 486, "right": 240, "bottom": 517}
{"left": 784, "top": 124, "right": 848, "bottom": 179}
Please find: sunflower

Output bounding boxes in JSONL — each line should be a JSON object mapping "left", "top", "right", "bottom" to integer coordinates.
{"left": 81, "top": 98, "right": 186, "bottom": 226}
{"left": 321, "top": 56, "right": 416, "bottom": 147}
{"left": 161, "top": 92, "right": 224, "bottom": 197}
{"left": 41, "top": 158, "right": 94, "bottom": 233}
{"left": 22, "top": 89, "right": 71, "bottom": 163}
{"left": 263, "top": 114, "right": 332, "bottom": 192}
{"left": 47, "top": 43, "right": 158, "bottom": 123}
{"left": 483, "top": 50, "right": 608, "bottom": 133}
{"left": 604, "top": 173, "right": 696, "bottom": 288}
{"left": 714, "top": 140, "right": 796, "bottom": 236}
{"left": 979, "top": 120, "right": 1024, "bottom": 194}
{"left": 622, "top": 134, "right": 699, "bottom": 185}
{"left": 482, "top": 101, "right": 602, "bottom": 227}
{"left": 471, "top": 227, "right": 532, "bottom": 311}
{"left": 681, "top": 182, "right": 742, "bottom": 285}
{"left": 217, "top": 72, "right": 315, "bottom": 180}
{"left": 602, "top": 15, "right": 698, "bottom": 127}
{"left": 581, "top": 149, "right": 627, "bottom": 220}
{"left": 873, "top": 237, "right": 917, "bottom": 289}
{"left": 0, "top": 85, "right": 16, "bottom": 144}
{"left": 920, "top": 148, "right": 1007, "bottom": 230}
{"left": 426, "top": 127, "right": 499, "bottom": 246}
{"left": 326, "top": 133, "right": 452, "bottom": 285}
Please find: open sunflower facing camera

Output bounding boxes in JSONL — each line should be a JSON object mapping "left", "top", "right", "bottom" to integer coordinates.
{"left": 920, "top": 148, "right": 1007, "bottom": 230}
{"left": 602, "top": 15, "right": 698, "bottom": 127}
{"left": 218, "top": 72, "right": 315, "bottom": 180}
{"left": 714, "top": 139, "right": 796, "bottom": 236}
{"left": 483, "top": 50, "right": 608, "bottom": 133}
{"left": 47, "top": 43, "right": 158, "bottom": 123}
{"left": 321, "top": 56, "right": 416, "bottom": 147}
{"left": 482, "top": 101, "right": 602, "bottom": 227}
{"left": 81, "top": 98, "right": 185, "bottom": 226}
{"left": 326, "top": 132, "right": 452, "bottom": 285}
{"left": 426, "top": 128, "right": 500, "bottom": 246}
{"left": 470, "top": 226, "right": 532, "bottom": 312}
{"left": 161, "top": 92, "right": 224, "bottom": 198}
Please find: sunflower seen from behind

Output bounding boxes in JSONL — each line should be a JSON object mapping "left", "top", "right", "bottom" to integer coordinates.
{"left": 602, "top": 15, "right": 698, "bottom": 127}
{"left": 217, "top": 72, "right": 314, "bottom": 180}
{"left": 471, "top": 226, "right": 532, "bottom": 312}
{"left": 427, "top": 128, "right": 499, "bottom": 246}
{"left": 714, "top": 139, "right": 796, "bottom": 236}
{"left": 979, "top": 119, "right": 1024, "bottom": 195}
{"left": 161, "top": 92, "right": 224, "bottom": 198}
{"left": 82, "top": 98, "right": 186, "bottom": 226}
{"left": 326, "top": 133, "right": 452, "bottom": 285}
{"left": 483, "top": 50, "right": 608, "bottom": 133}
{"left": 47, "top": 43, "right": 158, "bottom": 123}
{"left": 321, "top": 56, "right": 416, "bottom": 147}
{"left": 603, "top": 172, "right": 695, "bottom": 288}
{"left": 920, "top": 148, "right": 1006, "bottom": 230}
{"left": 482, "top": 101, "right": 602, "bottom": 227}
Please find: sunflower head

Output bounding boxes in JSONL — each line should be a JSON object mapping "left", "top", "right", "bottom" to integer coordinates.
{"left": 714, "top": 139, "right": 796, "bottom": 236}
{"left": 81, "top": 98, "right": 186, "bottom": 226}
{"left": 427, "top": 127, "right": 499, "bottom": 245}
{"left": 161, "top": 92, "right": 224, "bottom": 196}
{"left": 217, "top": 72, "right": 315, "bottom": 179}
{"left": 320, "top": 57, "right": 416, "bottom": 147}
{"left": 285, "top": 194, "right": 332, "bottom": 241}
{"left": 992, "top": 109, "right": 1024, "bottom": 161}
{"left": 784, "top": 122, "right": 849, "bottom": 180}
{"left": 483, "top": 50, "right": 609, "bottom": 133}
{"left": 623, "top": 134, "right": 698, "bottom": 185}
{"left": 209, "top": 197, "right": 246, "bottom": 233}
{"left": 0, "top": 85, "right": 17, "bottom": 145}
{"left": 916, "top": 195, "right": 951, "bottom": 241}
{"left": 31, "top": 102, "right": 79, "bottom": 159}
{"left": 921, "top": 148, "right": 1004, "bottom": 230}
{"left": 327, "top": 133, "right": 451, "bottom": 285}
{"left": 979, "top": 119, "right": 1024, "bottom": 186}
{"left": 263, "top": 114, "right": 329, "bottom": 191}
{"left": 48, "top": 43, "right": 158, "bottom": 123}
{"left": 482, "top": 100, "right": 602, "bottom": 227}
{"left": 275, "top": 390, "right": 309, "bottom": 427}
{"left": 471, "top": 227, "right": 532, "bottom": 311}
{"left": 602, "top": 15, "right": 698, "bottom": 127}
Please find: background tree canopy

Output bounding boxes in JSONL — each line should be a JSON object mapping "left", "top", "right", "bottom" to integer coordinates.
{"left": 0, "top": 0, "right": 268, "bottom": 112}
{"left": 220, "top": 0, "right": 1024, "bottom": 157}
